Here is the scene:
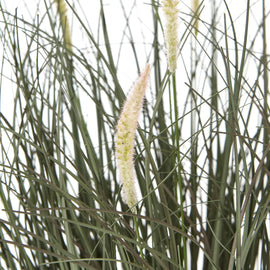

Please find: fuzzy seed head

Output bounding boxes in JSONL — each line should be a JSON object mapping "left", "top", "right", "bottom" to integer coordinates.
{"left": 115, "top": 64, "right": 150, "bottom": 212}
{"left": 162, "top": 0, "right": 179, "bottom": 73}
{"left": 192, "top": 0, "right": 200, "bottom": 36}
{"left": 55, "top": 0, "right": 73, "bottom": 54}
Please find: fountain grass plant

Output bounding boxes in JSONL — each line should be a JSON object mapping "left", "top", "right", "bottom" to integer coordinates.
{"left": 0, "top": 0, "right": 270, "bottom": 269}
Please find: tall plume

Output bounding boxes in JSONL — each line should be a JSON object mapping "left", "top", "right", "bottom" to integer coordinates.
{"left": 115, "top": 64, "right": 150, "bottom": 212}
{"left": 162, "top": 0, "right": 179, "bottom": 73}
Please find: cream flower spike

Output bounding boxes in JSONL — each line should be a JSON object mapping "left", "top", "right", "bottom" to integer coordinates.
{"left": 162, "top": 0, "right": 179, "bottom": 73}
{"left": 115, "top": 64, "right": 150, "bottom": 213}
{"left": 54, "top": 0, "right": 73, "bottom": 54}
{"left": 192, "top": 0, "right": 200, "bottom": 36}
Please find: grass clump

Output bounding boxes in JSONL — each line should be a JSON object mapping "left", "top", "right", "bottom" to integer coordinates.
{"left": 0, "top": 0, "right": 269, "bottom": 269}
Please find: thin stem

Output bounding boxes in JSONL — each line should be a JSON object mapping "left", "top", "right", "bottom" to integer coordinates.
{"left": 172, "top": 72, "right": 187, "bottom": 269}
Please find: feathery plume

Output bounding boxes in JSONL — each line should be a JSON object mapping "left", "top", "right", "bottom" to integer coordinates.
{"left": 192, "top": 0, "right": 200, "bottom": 36}
{"left": 54, "top": 0, "right": 73, "bottom": 54}
{"left": 115, "top": 64, "right": 150, "bottom": 212}
{"left": 162, "top": 0, "right": 179, "bottom": 73}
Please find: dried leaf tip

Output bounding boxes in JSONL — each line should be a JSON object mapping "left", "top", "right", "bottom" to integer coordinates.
{"left": 115, "top": 64, "right": 150, "bottom": 212}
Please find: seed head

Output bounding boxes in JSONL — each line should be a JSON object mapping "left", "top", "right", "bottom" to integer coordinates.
{"left": 162, "top": 0, "right": 179, "bottom": 73}
{"left": 54, "top": 0, "right": 73, "bottom": 54}
{"left": 115, "top": 64, "right": 150, "bottom": 212}
{"left": 192, "top": 0, "right": 200, "bottom": 36}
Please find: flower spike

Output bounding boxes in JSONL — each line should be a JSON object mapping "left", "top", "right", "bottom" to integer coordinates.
{"left": 162, "top": 0, "right": 179, "bottom": 73}
{"left": 54, "top": 0, "right": 73, "bottom": 54}
{"left": 192, "top": 0, "right": 200, "bottom": 36}
{"left": 115, "top": 64, "right": 150, "bottom": 212}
